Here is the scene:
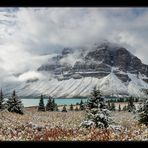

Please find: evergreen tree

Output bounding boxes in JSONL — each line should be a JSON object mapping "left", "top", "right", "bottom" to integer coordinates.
{"left": 81, "top": 86, "right": 112, "bottom": 129}
{"left": 107, "top": 101, "right": 111, "bottom": 110}
{"left": 127, "top": 97, "right": 136, "bottom": 112}
{"left": 38, "top": 94, "right": 45, "bottom": 111}
{"left": 46, "top": 96, "right": 52, "bottom": 111}
{"left": 75, "top": 106, "right": 79, "bottom": 111}
{"left": 0, "top": 89, "right": 5, "bottom": 111}
{"left": 51, "top": 99, "right": 55, "bottom": 111}
{"left": 118, "top": 104, "right": 121, "bottom": 111}
{"left": 54, "top": 103, "right": 59, "bottom": 111}
{"left": 7, "top": 90, "right": 24, "bottom": 114}
{"left": 87, "top": 86, "right": 104, "bottom": 110}
{"left": 135, "top": 98, "right": 139, "bottom": 102}
{"left": 62, "top": 105, "right": 67, "bottom": 112}
{"left": 80, "top": 99, "right": 85, "bottom": 110}
{"left": 70, "top": 104, "right": 73, "bottom": 111}
{"left": 111, "top": 102, "right": 116, "bottom": 111}
{"left": 138, "top": 98, "right": 148, "bottom": 125}
{"left": 122, "top": 105, "right": 127, "bottom": 111}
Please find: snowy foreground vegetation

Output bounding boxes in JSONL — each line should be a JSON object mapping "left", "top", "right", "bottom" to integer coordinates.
{"left": 0, "top": 88, "right": 148, "bottom": 141}
{"left": 0, "top": 109, "right": 148, "bottom": 141}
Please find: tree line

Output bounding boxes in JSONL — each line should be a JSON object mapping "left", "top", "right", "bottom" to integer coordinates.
{"left": 38, "top": 95, "right": 85, "bottom": 112}
{"left": 107, "top": 97, "right": 139, "bottom": 102}
{"left": 1, "top": 87, "right": 148, "bottom": 127}
{"left": 107, "top": 97, "right": 136, "bottom": 112}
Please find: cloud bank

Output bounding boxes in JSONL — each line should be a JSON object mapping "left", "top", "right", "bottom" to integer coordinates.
{"left": 0, "top": 7, "right": 148, "bottom": 83}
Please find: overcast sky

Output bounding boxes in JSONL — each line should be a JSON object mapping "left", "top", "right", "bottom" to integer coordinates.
{"left": 0, "top": 7, "right": 148, "bottom": 76}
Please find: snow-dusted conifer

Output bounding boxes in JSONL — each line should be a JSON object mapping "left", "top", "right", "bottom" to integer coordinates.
{"left": 51, "top": 98, "right": 56, "bottom": 111}
{"left": 138, "top": 98, "right": 148, "bottom": 125}
{"left": 7, "top": 90, "right": 24, "bottom": 114}
{"left": 0, "top": 89, "right": 5, "bottom": 111}
{"left": 38, "top": 94, "right": 45, "bottom": 111}
{"left": 46, "top": 96, "right": 52, "bottom": 111}
{"left": 75, "top": 106, "right": 79, "bottom": 111}
{"left": 46, "top": 96, "right": 57, "bottom": 111}
{"left": 107, "top": 101, "right": 111, "bottom": 110}
{"left": 127, "top": 96, "right": 136, "bottom": 112}
{"left": 62, "top": 105, "right": 67, "bottom": 112}
{"left": 81, "top": 86, "right": 112, "bottom": 128}
{"left": 54, "top": 103, "right": 59, "bottom": 111}
{"left": 111, "top": 102, "right": 116, "bottom": 111}
{"left": 80, "top": 99, "right": 85, "bottom": 110}
{"left": 70, "top": 104, "right": 73, "bottom": 111}
{"left": 118, "top": 104, "right": 121, "bottom": 111}
{"left": 122, "top": 105, "right": 127, "bottom": 111}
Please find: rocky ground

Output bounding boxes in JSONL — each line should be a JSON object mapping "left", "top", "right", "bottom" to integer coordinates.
{"left": 0, "top": 108, "right": 148, "bottom": 141}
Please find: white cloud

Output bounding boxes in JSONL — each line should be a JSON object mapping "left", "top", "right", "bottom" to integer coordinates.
{"left": 18, "top": 71, "right": 44, "bottom": 82}
{"left": 0, "top": 7, "right": 148, "bottom": 83}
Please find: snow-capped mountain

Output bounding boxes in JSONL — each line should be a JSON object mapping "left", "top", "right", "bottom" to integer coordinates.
{"left": 2, "top": 41, "right": 148, "bottom": 98}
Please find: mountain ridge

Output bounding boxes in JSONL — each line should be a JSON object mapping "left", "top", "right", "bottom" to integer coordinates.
{"left": 2, "top": 41, "right": 148, "bottom": 98}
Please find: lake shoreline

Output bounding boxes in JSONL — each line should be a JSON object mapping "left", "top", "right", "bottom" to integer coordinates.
{"left": 20, "top": 98, "right": 88, "bottom": 107}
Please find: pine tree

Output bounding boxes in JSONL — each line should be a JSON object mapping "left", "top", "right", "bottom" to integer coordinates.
{"left": 81, "top": 86, "right": 112, "bottom": 129}
{"left": 38, "top": 94, "right": 45, "bottom": 111}
{"left": 107, "top": 101, "right": 111, "bottom": 110}
{"left": 118, "top": 104, "right": 121, "bottom": 111}
{"left": 135, "top": 98, "right": 139, "bottom": 102}
{"left": 7, "top": 90, "right": 24, "bottom": 114}
{"left": 46, "top": 96, "right": 57, "bottom": 111}
{"left": 0, "top": 89, "right": 5, "bottom": 111}
{"left": 51, "top": 99, "right": 55, "bottom": 111}
{"left": 122, "top": 105, "right": 127, "bottom": 111}
{"left": 62, "top": 105, "right": 67, "bottom": 112}
{"left": 111, "top": 102, "right": 116, "bottom": 111}
{"left": 46, "top": 96, "right": 52, "bottom": 111}
{"left": 127, "top": 97, "right": 136, "bottom": 112}
{"left": 80, "top": 99, "right": 85, "bottom": 110}
{"left": 75, "top": 106, "right": 79, "bottom": 111}
{"left": 54, "top": 103, "right": 59, "bottom": 111}
{"left": 138, "top": 98, "right": 148, "bottom": 125}
{"left": 70, "top": 104, "right": 73, "bottom": 111}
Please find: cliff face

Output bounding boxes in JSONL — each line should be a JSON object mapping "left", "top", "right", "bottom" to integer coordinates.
{"left": 86, "top": 46, "right": 148, "bottom": 75}
{"left": 37, "top": 42, "right": 148, "bottom": 83}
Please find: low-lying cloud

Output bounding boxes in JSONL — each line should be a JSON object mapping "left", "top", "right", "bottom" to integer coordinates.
{"left": 18, "top": 71, "right": 45, "bottom": 82}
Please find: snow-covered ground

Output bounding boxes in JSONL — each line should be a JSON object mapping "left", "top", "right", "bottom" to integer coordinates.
{"left": 0, "top": 109, "right": 148, "bottom": 141}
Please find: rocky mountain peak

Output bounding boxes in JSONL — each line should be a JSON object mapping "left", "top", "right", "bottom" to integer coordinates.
{"left": 37, "top": 41, "right": 148, "bottom": 85}
{"left": 61, "top": 48, "right": 73, "bottom": 56}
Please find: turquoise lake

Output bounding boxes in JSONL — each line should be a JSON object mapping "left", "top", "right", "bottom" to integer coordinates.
{"left": 21, "top": 98, "right": 88, "bottom": 107}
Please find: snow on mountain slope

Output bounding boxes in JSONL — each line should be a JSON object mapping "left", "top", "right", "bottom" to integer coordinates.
{"left": 79, "top": 77, "right": 99, "bottom": 96}
{"left": 99, "top": 72, "right": 128, "bottom": 95}
{"left": 128, "top": 73, "right": 147, "bottom": 88}
{"left": 2, "top": 71, "right": 148, "bottom": 98}
{"left": 60, "top": 78, "right": 85, "bottom": 97}
{"left": 9, "top": 72, "right": 130, "bottom": 98}
{"left": 128, "top": 81, "right": 145, "bottom": 98}
{"left": 127, "top": 73, "right": 148, "bottom": 97}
